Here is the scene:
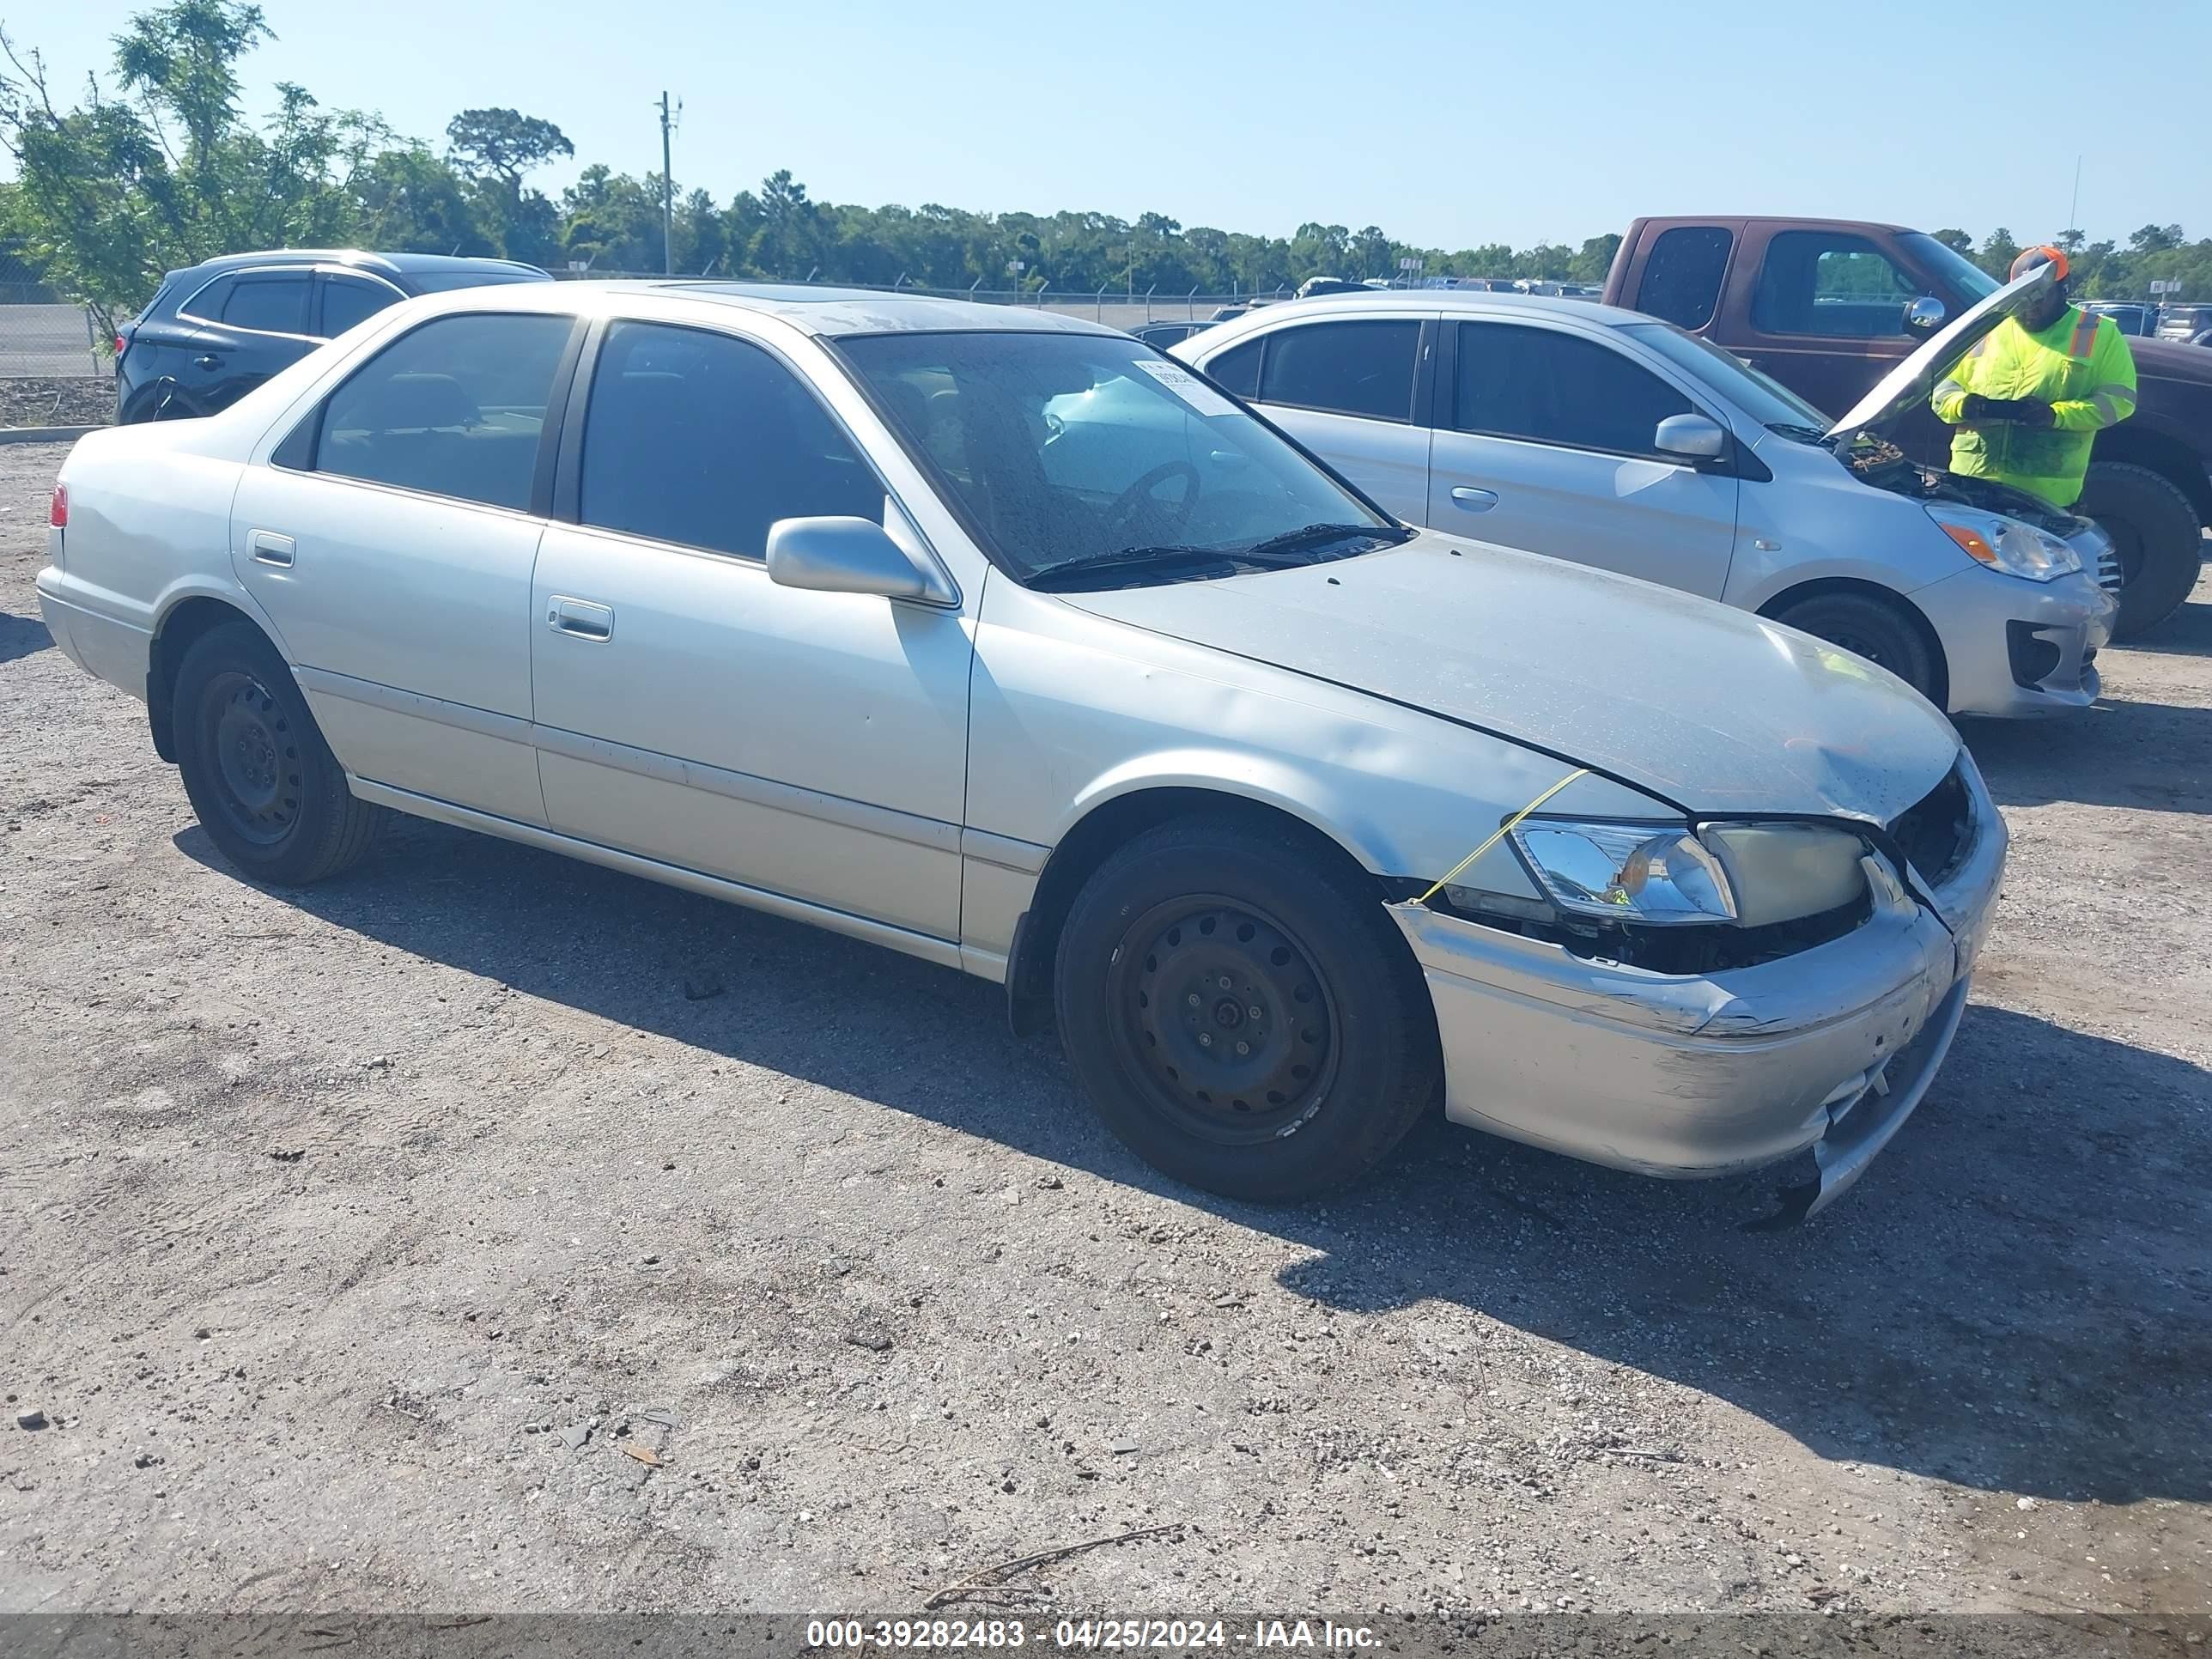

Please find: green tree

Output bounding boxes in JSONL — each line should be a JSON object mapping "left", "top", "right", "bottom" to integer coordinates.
{"left": 0, "top": 0, "right": 380, "bottom": 337}
{"left": 446, "top": 106, "right": 570, "bottom": 264}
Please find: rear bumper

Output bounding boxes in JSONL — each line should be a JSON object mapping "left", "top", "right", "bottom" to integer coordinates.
{"left": 35, "top": 568, "right": 151, "bottom": 700}
{"left": 1917, "top": 566, "right": 2116, "bottom": 717}
{"left": 1393, "top": 771, "right": 2006, "bottom": 1217}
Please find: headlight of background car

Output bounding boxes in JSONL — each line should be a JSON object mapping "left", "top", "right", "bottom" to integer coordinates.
{"left": 1928, "top": 504, "right": 2081, "bottom": 582}
{"left": 1503, "top": 820, "right": 1868, "bottom": 929}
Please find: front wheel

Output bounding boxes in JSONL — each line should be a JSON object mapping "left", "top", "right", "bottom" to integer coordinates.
{"left": 173, "top": 620, "right": 382, "bottom": 884}
{"left": 2075, "top": 461, "right": 2203, "bottom": 639}
{"left": 1771, "top": 590, "right": 1942, "bottom": 707}
{"left": 1052, "top": 816, "right": 1441, "bottom": 1201}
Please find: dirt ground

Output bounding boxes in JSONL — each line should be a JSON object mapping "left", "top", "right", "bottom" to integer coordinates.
{"left": 2, "top": 439, "right": 2207, "bottom": 1622}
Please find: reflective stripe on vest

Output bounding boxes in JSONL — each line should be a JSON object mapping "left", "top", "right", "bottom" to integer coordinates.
{"left": 2067, "top": 307, "right": 2101, "bottom": 358}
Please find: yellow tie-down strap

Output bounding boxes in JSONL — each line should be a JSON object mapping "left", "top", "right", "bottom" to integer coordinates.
{"left": 1411, "top": 768, "right": 1590, "bottom": 908}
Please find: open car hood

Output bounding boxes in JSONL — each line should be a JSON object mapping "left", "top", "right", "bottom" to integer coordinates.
{"left": 1826, "top": 262, "right": 2055, "bottom": 440}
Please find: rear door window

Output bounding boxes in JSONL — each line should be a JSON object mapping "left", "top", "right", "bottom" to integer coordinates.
{"left": 221, "top": 273, "right": 312, "bottom": 336}
{"left": 319, "top": 274, "right": 404, "bottom": 339}
{"left": 1634, "top": 227, "right": 1734, "bottom": 331}
{"left": 1453, "top": 321, "right": 1692, "bottom": 457}
{"left": 1202, "top": 337, "right": 1261, "bottom": 399}
{"left": 1752, "top": 232, "right": 1923, "bottom": 338}
{"left": 577, "top": 320, "right": 884, "bottom": 559}
{"left": 310, "top": 312, "right": 574, "bottom": 511}
{"left": 1256, "top": 319, "right": 1420, "bottom": 422}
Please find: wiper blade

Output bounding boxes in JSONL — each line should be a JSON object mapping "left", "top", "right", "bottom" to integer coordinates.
{"left": 1024, "top": 544, "right": 1247, "bottom": 591}
{"left": 1243, "top": 520, "right": 1408, "bottom": 561}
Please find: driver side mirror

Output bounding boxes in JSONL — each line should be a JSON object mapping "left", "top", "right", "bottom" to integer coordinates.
{"left": 765, "top": 515, "right": 954, "bottom": 605}
{"left": 1902, "top": 295, "right": 1947, "bottom": 334}
{"left": 1652, "top": 412, "right": 1729, "bottom": 463}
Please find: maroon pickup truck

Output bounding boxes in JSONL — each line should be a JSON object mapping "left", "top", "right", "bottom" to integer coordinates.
{"left": 1604, "top": 216, "right": 2212, "bottom": 636}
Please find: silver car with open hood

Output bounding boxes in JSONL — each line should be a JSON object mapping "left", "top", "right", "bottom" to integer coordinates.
{"left": 1176, "top": 264, "right": 2118, "bottom": 718}
{"left": 38, "top": 281, "right": 2003, "bottom": 1221}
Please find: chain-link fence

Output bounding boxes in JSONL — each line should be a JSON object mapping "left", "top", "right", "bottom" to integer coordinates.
{"left": 0, "top": 283, "right": 104, "bottom": 379}
{"left": 0, "top": 270, "right": 1280, "bottom": 381}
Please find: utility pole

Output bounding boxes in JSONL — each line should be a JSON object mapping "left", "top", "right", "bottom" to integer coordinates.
{"left": 657, "top": 90, "right": 681, "bottom": 276}
{"left": 2067, "top": 155, "right": 2082, "bottom": 240}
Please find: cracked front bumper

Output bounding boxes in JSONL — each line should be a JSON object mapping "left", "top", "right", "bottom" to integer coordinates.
{"left": 1391, "top": 776, "right": 2006, "bottom": 1216}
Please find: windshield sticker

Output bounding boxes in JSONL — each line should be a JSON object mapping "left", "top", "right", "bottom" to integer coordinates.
{"left": 1132, "top": 357, "right": 1240, "bottom": 418}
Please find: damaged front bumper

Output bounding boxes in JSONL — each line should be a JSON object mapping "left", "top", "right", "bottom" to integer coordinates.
{"left": 1390, "top": 778, "right": 2006, "bottom": 1221}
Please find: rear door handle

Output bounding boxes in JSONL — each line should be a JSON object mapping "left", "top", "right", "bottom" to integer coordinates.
{"left": 547, "top": 596, "right": 614, "bottom": 641}
{"left": 248, "top": 530, "right": 295, "bottom": 568}
{"left": 1449, "top": 486, "right": 1500, "bottom": 512}
{"left": 192, "top": 355, "right": 222, "bottom": 370}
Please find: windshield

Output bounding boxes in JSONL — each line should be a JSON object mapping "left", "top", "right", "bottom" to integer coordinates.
{"left": 1620, "top": 322, "right": 1830, "bottom": 435}
{"left": 1899, "top": 233, "right": 2000, "bottom": 302}
{"left": 837, "top": 330, "right": 1405, "bottom": 589}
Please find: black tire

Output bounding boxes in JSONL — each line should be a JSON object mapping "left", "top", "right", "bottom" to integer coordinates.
{"left": 1771, "top": 590, "right": 1942, "bottom": 706}
{"left": 2075, "top": 461, "right": 2203, "bottom": 640}
{"left": 1052, "top": 815, "right": 1441, "bottom": 1202}
{"left": 172, "top": 621, "right": 381, "bottom": 884}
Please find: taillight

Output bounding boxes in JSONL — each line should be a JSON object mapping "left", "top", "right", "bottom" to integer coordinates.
{"left": 113, "top": 333, "right": 128, "bottom": 358}
{"left": 50, "top": 483, "right": 67, "bottom": 528}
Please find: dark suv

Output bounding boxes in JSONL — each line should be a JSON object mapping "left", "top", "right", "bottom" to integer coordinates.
{"left": 114, "top": 250, "right": 551, "bottom": 423}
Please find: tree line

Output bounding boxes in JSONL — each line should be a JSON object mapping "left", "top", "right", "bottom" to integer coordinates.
{"left": 6, "top": 0, "right": 2210, "bottom": 345}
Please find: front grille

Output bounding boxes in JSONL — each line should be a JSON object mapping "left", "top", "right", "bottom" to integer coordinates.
{"left": 1887, "top": 763, "right": 1973, "bottom": 887}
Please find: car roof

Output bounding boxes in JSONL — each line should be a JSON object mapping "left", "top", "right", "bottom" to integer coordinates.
{"left": 550, "top": 280, "right": 1127, "bottom": 339}
{"left": 1188, "top": 289, "right": 1655, "bottom": 334}
{"left": 176, "top": 249, "right": 549, "bottom": 280}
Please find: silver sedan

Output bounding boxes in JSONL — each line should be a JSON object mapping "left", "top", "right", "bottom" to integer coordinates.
{"left": 37, "top": 281, "right": 2003, "bottom": 1219}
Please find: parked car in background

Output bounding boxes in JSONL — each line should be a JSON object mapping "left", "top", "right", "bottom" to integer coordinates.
{"left": 114, "top": 250, "right": 551, "bottom": 423}
{"left": 2154, "top": 304, "right": 2212, "bottom": 343}
{"left": 1295, "top": 276, "right": 1370, "bottom": 300}
{"left": 1130, "top": 319, "right": 1213, "bottom": 349}
{"left": 2079, "top": 302, "right": 2159, "bottom": 338}
{"left": 1603, "top": 216, "right": 2212, "bottom": 637}
{"left": 40, "top": 281, "right": 2002, "bottom": 1219}
{"left": 1176, "top": 268, "right": 2117, "bottom": 717}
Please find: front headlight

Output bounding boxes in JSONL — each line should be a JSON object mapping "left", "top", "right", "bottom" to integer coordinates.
{"left": 1928, "top": 504, "right": 2081, "bottom": 581}
{"left": 1507, "top": 820, "right": 1870, "bottom": 929}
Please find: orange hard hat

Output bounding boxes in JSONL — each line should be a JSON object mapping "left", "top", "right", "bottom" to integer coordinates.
{"left": 2009, "top": 244, "right": 2070, "bottom": 283}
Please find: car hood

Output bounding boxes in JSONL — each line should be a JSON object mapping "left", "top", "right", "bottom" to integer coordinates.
{"left": 1058, "top": 533, "right": 1961, "bottom": 824}
{"left": 1829, "top": 261, "right": 2055, "bottom": 440}
{"left": 2130, "top": 333, "right": 2212, "bottom": 386}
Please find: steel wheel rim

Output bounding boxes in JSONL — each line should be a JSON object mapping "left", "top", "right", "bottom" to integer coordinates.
{"left": 1104, "top": 894, "right": 1341, "bottom": 1146}
{"left": 1822, "top": 628, "right": 1887, "bottom": 666}
{"left": 201, "top": 671, "right": 302, "bottom": 846}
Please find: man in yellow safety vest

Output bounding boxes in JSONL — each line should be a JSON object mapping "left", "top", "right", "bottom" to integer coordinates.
{"left": 1930, "top": 244, "right": 2138, "bottom": 509}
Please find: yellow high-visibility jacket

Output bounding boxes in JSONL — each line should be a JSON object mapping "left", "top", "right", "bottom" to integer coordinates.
{"left": 1929, "top": 306, "right": 2137, "bottom": 508}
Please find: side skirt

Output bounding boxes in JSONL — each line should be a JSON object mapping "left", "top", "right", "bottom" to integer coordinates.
{"left": 347, "top": 777, "right": 966, "bottom": 975}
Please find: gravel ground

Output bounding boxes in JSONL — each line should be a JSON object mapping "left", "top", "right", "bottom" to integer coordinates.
{"left": 1, "top": 440, "right": 2207, "bottom": 1621}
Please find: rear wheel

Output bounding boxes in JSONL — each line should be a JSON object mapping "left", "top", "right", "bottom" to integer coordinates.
{"left": 1053, "top": 816, "right": 1440, "bottom": 1201}
{"left": 173, "top": 621, "right": 381, "bottom": 884}
{"left": 2075, "top": 461, "right": 2203, "bottom": 639}
{"left": 1771, "top": 590, "right": 1942, "bottom": 707}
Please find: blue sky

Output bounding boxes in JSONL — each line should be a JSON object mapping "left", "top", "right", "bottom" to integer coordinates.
{"left": 15, "top": 0, "right": 2209, "bottom": 251}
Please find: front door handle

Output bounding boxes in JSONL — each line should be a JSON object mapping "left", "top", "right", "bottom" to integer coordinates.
{"left": 192, "top": 355, "right": 222, "bottom": 370}
{"left": 547, "top": 596, "right": 614, "bottom": 641}
{"left": 248, "top": 530, "right": 295, "bottom": 568}
{"left": 1449, "top": 486, "right": 1500, "bottom": 512}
